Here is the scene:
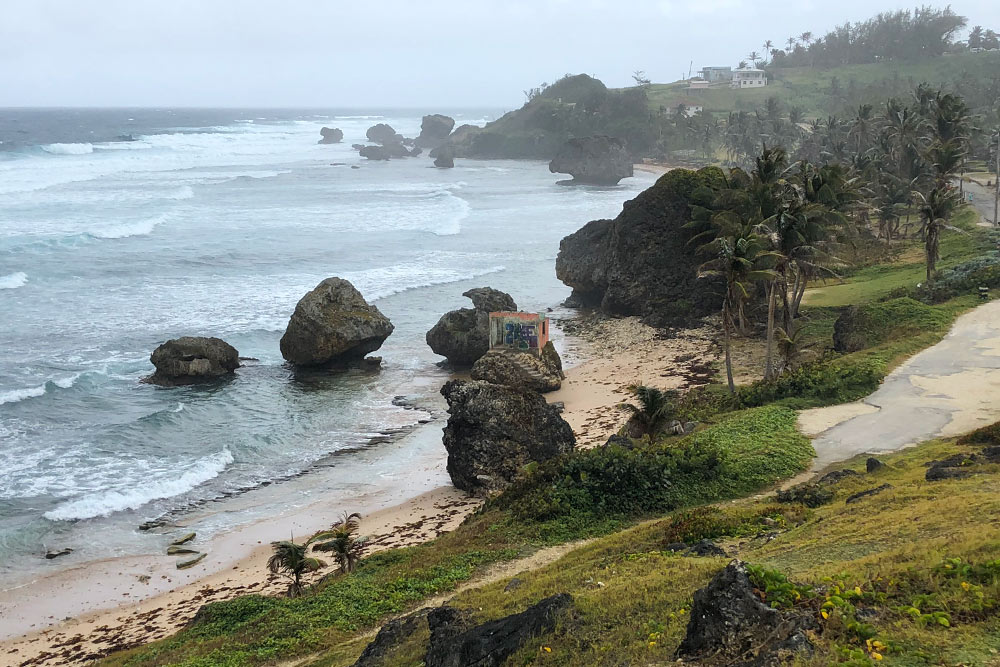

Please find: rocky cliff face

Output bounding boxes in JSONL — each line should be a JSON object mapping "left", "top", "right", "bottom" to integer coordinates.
{"left": 556, "top": 167, "right": 725, "bottom": 323}
{"left": 146, "top": 336, "right": 240, "bottom": 386}
{"left": 440, "top": 379, "right": 575, "bottom": 495}
{"left": 426, "top": 288, "right": 516, "bottom": 366}
{"left": 548, "top": 135, "right": 633, "bottom": 185}
{"left": 470, "top": 342, "right": 563, "bottom": 393}
{"left": 280, "top": 278, "right": 393, "bottom": 367}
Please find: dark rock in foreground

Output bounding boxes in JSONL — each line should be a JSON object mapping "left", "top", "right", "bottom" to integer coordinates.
{"left": 556, "top": 168, "right": 725, "bottom": 322}
{"left": 434, "top": 145, "right": 455, "bottom": 168}
{"left": 426, "top": 288, "right": 517, "bottom": 366}
{"left": 352, "top": 609, "right": 431, "bottom": 667}
{"left": 318, "top": 127, "right": 344, "bottom": 144}
{"left": 146, "top": 336, "right": 240, "bottom": 386}
{"left": 425, "top": 594, "right": 572, "bottom": 667}
{"left": 470, "top": 342, "right": 563, "bottom": 393}
{"left": 416, "top": 114, "right": 456, "bottom": 149}
{"left": 549, "top": 135, "right": 633, "bottom": 185}
{"left": 440, "top": 379, "right": 575, "bottom": 495}
{"left": 677, "top": 560, "right": 815, "bottom": 665}
{"left": 280, "top": 277, "right": 394, "bottom": 367}
{"left": 845, "top": 483, "right": 893, "bottom": 504}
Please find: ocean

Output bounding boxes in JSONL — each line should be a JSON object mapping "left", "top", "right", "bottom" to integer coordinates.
{"left": 0, "top": 108, "right": 655, "bottom": 589}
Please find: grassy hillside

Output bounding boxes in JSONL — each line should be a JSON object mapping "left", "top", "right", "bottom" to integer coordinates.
{"left": 645, "top": 51, "right": 1000, "bottom": 118}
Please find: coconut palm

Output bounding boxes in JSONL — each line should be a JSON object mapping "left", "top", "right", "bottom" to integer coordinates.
{"left": 312, "top": 512, "right": 367, "bottom": 574}
{"left": 914, "top": 187, "right": 960, "bottom": 283}
{"left": 747, "top": 51, "right": 761, "bottom": 66}
{"left": 786, "top": 37, "right": 796, "bottom": 51}
{"left": 267, "top": 536, "right": 328, "bottom": 597}
{"left": 799, "top": 31, "right": 813, "bottom": 46}
{"left": 618, "top": 385, "right": 680, "bottom": 437}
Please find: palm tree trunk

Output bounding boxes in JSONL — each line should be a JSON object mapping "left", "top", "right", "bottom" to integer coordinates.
{"left": 724, "top": 314, "right": 735, "bottom": 394}
{"left": 764, "top": 280, "right": 776, "bottom": 381}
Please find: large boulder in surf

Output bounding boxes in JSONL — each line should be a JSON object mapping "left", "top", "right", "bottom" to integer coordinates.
{"left": 433, "top": 146, "right": 455, "bottom": 168}
{"left": 548, "top": 135, "right": 633, "bottom": 185}
{"left": 676, "top": 560, "right": 816, "bottom": 665}
{"left": 426, "top": 288, "right": 516, "bottom": 366}
{"left": 366, "top": 123, "right": 403, "bottom": 145}
{"left": 440, "top": 379, "right": 575, "bottom": 495}
{"left": 359, "top": 145, "right": 391, "bottom": 161}
{"left": 470, "top": 343, "right": 563, "bottom": 393}
{"left": 280, "top": 278, "right": 394, "bottom": 367}
{"left": 318, "top": 127, "right": 344, "bottom": 144}
{"left": 415, "top": 114, "right": 456, "bottom": 149}
{"left": 556, "top": 167, "right": 726, "bottom": 322}
{"left": 146, "top": 336, "right": 240, "bottom": 386}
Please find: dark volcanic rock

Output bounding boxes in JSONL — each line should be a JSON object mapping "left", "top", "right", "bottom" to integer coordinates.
{"left": 146, "top": 336, "right": 240, "bottom": 386}
{"left": 440, "top": 379, "right": 575, "bottom": 495}
{"left": 548, "top": 135, "right": 633, "bottom": 185}
{"left": 666, "top": 540, "right": 728, "bottom": 557}
{"left": 556, "top": 168, "right": 725, "bottom": 321}
{"left": 818, "top": 468, "right": 861, "bottom": 484}
{"left": 866, "top": 457, "right": 886, "bottom": 473}
{"left": 470, "top": 345, "right": 563, "bottom": 393}
{"left": 434, "top": 145, "right": 455, "bottom": 168}
{"left": 280, "top": 277, "right": 394, "bottom": 367}
{"left": 416, "top": 114, "right": 456, "bottom": 149}
{"left": 318, "top": 127, "right": 344, "bottom": 144}
{"left": 425, "top": 594, "right": 572, "bottom": 667}
{"left": 426, "top": 288, "right": 517, "bottom": 366}
{"left": 845, "top": 483, "right": 893, "bottom": 504}
{"left": 353, "top": 609, "right": 431, "bottom": 667}
{"left": 359, "top": 144, "right": 391, "bottom": 160}
{"left": 366, "top": 123, "right": 402, "bottom": 145}
{"left": 677, "top": 560, "right": 815, "bottom": 665}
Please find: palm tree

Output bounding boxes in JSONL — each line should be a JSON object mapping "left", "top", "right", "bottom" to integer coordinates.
{"left": 799, "top": 31, "right": 813, "bottom": 46}
{"left": 618, "top": 385, "right": 680, "bottom": 437}
{"left": 762, "top": 40, "right": 774, "bottom": 63}
{"left": 267, "top": 536, "right": 328, "bottom": 597}
{"left": 786, "top": 37, "right": 796, "bottom": 51}
{"left": 747, "top": 51, "right": 761, "bottom": 66}
{"left": 312, "top": 512, "right": 367, "bottom": 574}
{"left": 914, "top": 187, "right": 960, "bottom": 283}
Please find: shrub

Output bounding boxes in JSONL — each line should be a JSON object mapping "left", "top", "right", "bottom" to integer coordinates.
{"left": 777, "top": 483, "right": 835, "bottom": 508}
{"left": 956, "top": 420, "right": 1000, "bottom": 447}
{"left": 832, "top": 297, "right": 950, "bottom": 353}
{"left": 739, "top": 356, "right": 885, "bottom": 408}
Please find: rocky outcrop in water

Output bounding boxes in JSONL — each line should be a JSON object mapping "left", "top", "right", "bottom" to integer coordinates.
{"left": 426, "top": 288, "right": 516, "bottom": 366}
{"left": 470, "top": 342, "right": 563, "bottom": 393}
{"left": 676, "top": 560, "right": 816, "bottom": 665}
{"left": 415, "top": 114, "right": 456, "bottom": 149}
{"left": 318, "top": 127, "right": 344, "bottom": 144}
{"left": 280, "top": 278, "right": 394, "bottom": 367}
{"left": 548, "top": 135, "right": 633, "bottom": 185}
{"left": 366, "top": 123, "right": 403, "bottom": 145}
{"left": 359, "top": 145, "right": 391, "bottom": 160}
{"left": 433, "top": 145, "right": 455, "bottom": 168}
{"left": 440, "top": 379, "right": 575, "bottom": 495}
{"left": 556, "top": 167, "right": 725, "bottom": 323}
{"left": 146, "top": 336, "right": 240, "bottom": 386}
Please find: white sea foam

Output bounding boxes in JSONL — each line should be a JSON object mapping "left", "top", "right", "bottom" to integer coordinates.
{"left": 0, "top": 385, "right": 47, "bottom": 405}
{"left": 43, "top": 449, "right": 234, "bottom": 521}
{"left": 41, "top": 143, "right": 94, "bottom": 155}
{"left": 89, "top": 213, "right": 170, "bottom": 239}
{"left": 0, "top": 271, "right": 28, "bottom": 289}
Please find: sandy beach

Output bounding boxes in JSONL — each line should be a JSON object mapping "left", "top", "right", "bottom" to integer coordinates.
{"left": 0, "top": 314, "right": 719, "bottom": 666}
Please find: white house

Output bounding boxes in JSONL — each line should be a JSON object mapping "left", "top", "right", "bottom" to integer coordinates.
{"left": 699, "top": 66, "right": 733, "bottom": 83}
{"left": 731, "top": 67, "right": 767, "bottom": 89}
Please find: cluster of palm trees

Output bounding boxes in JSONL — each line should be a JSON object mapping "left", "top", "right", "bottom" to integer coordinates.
{"left": 267, "top": 512, "right": 366, "bottom": 597}
{"left": 698, "top": 86, "right": 973, "bottom": 393}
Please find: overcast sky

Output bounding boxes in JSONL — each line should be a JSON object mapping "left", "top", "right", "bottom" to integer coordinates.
{"left": 2, "top": 0, "right": 998, "bottom": 109}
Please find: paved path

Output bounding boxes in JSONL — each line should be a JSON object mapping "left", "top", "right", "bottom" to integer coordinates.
{"left": 963, "top": 179, "right": 997, "bottom": 226}
{"left": 800, "top": 300, "right": 1000, "bottom": 470}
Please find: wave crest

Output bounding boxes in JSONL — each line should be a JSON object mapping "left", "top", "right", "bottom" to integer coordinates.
{"left": 0, "top": 271, "right": 28, "bottom": 290}
{"left": 41, "top": 143, "right": 94, "bottom": 155}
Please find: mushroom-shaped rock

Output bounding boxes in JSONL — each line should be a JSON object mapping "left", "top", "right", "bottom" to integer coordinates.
{"left": 359, "top": 145, "right": 391, "bottom": 161}
{"left": 280, "top": 278, "right": 393, "bottom": 367}
{"left": 548, "top": 135, "right": 633, "bottom": 185}
{"left": 433, "top": 146, "right": 455, "bottom": 168}
{"left": 470, "top": 343, "right": 563, "bottom": 393}
{"left": 415, "top": 114, "right": 456, "bottom": 149}
{"left": 440, "top": 379, "right": 575, "bottom": 495}
{"left": 426, "top": 288, "right": 516, "bottom": 366}
{"left": 318, "top": 127, "right": 344, "bottom": 144}
{"left": 366, "top": 123, "right": 402, "bottom": 145}
{"left": 146, "top": 336, "right": 240, "bottom": 386}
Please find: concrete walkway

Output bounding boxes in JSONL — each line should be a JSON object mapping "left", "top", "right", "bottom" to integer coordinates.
{"left": 963, "top": 179, "right": 997, "bottom": 226}
{"left": 799, "top": 300, "right": 1000, "bottom": 470}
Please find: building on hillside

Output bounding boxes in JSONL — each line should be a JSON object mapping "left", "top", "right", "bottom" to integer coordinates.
{"left": 666, "top": 100, "right": 704, "bottom": 117}
{"left": 488, "top": 311, "right": 549, "bottom": 354}
{"left": 731, "top": 67, "right": 767, "bottom": 88}
{"left": 699, "top": 66, "right": 733, "bottom": 82}
{"left": 687, "top": 77, "right": 711, "bottom": 90}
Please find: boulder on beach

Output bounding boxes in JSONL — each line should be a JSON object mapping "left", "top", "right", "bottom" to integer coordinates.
{"left": 676, "top": 560, "right": 816, "bottom": 664}
{"left": 415, "top": 114, "right": 456, "bottom": 149}
{"left": 146, "top": 336, "right": 240, "bottom": 386}
{"left": 433, "top": 145, "right": 455, "bottom": 168}
{"left": 280, "top": 277, "right": 394, "bottom": 367}
{"left": 470, "top": 342, "right": 563, "bottom": 393}
{"left": 548, "top": 135, "right": 633, "bottom": 185}
{"left": 440, "top": 379, "right": 575, "bottom": 495}
{"left": 426, "top": 288, "right": 517, "bottom": 366}
{"left": 556, "top": 167, "right": 725, "bottom": 322}
{"left": 318, "top": 127, "right": 344, "bottom": 144}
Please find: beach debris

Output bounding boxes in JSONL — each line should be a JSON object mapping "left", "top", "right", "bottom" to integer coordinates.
{"left": 166, "top": 545, "right": 199, "bottom": 556}
{"left": 170, "top": 532, "right": 196, "bottom": 546}
{"left": 44, "top": 548, "right": 73, "bottom": 560}
{"left": 176, "top": 553, "right": 207, "bottom": 570}
{"left": 137, "top": 574, "right": 151, "bottom": 584}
